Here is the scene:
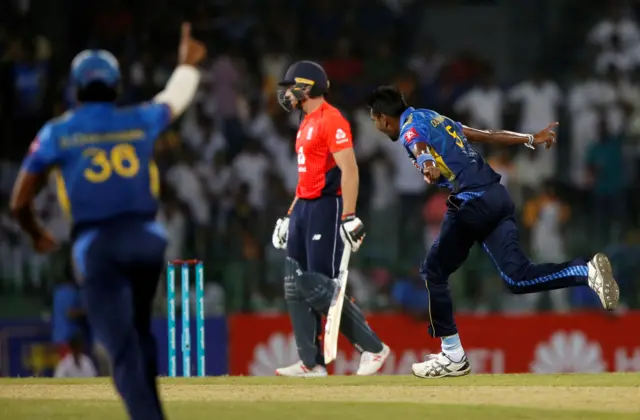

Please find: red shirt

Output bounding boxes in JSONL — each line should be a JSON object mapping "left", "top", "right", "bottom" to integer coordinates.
{"left": 295, "top": 102, "right": 353, "bottom": 199}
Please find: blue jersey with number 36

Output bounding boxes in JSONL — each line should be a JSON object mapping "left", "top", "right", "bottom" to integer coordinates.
{"left": 21, "top": 102, "right": 171, "bottom": 235}
{"left": 399, "top": 107, "right": 500, "bottom": 193}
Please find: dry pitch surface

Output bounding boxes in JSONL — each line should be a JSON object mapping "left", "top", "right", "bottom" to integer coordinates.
{"left": 0, "top": 374, "right": 639, "bottom": 419}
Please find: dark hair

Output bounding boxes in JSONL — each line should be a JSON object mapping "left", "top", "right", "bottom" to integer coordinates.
{"left": 76, "top": 81, "right": 118, "bottom": 103}
{"left": 366, "top": 86, "right": 409, "bottom": 117}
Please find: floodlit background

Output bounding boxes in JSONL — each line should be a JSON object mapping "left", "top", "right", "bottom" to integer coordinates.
{"left": 0, "top": 0, "right": 639, "bottom": 377}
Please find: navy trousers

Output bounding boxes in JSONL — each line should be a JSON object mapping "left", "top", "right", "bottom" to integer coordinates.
{"left": 287, "top": 196, "right": 343, "bottom": 365}
{"left": 287, "top": 196, "right": 343, "bottom": 277}
{"left": 421, "top": 183, "right": 589, "bottom": 338}
{"left": 73, "top": 218, "right": 167, "bottom": 420}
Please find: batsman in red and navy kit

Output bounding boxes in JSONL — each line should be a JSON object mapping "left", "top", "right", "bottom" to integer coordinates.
{"left": 271, "top": 61, "right": 390, "bottom": 376}
{"left": 10, "top": 24, "right": 205, "bottom": 419}
{"left": 367, "top": 86, "right": 620, "bottom": 379}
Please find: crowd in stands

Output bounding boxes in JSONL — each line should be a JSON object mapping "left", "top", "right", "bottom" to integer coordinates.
{"left": 1, "top": 0, "right": 639, "bottom": 317}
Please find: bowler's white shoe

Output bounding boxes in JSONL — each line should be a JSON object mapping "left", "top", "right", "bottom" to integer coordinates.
{"left": 357, "top": 343, "right": 390, "bottom": 376}
{"left": 587, "top": 253, "right": 620, "bottom": 311}
{"left": 275, "top": 361, "right": 328, "bottom": 377}
{"left": 412, "top": 352, "right": 471, "bottom": 379}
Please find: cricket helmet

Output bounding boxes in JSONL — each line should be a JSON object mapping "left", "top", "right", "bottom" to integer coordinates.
{"left": 277, "top": 60, "right": 330, "bottom": 111}
{"left": 71, "top": 49, "right": 120, "bottom": 88}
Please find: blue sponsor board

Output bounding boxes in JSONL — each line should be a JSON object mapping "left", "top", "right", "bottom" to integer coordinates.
{"left": 0, "top": 317, "right": 228, "bottom": 377}
{"left": 152, "top": 316, "right": 228, "bottom": 377}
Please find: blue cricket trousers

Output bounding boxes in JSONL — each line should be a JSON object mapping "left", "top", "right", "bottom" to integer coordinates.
{"left": 421, "top": 183, "right": 589, "bottom": 337}
{"left": 287, "top": 196, "right": 343, "bottom": 278}
{"left": 286, "top": 195, "right": 343, "bottom": 366}
{"left": 73, "top": 217, "right": 167, "bottom": 420}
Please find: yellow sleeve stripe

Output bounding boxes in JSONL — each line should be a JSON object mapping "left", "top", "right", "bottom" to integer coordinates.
{"left": 53, "top": 168, "right": 72, "bottom": 220}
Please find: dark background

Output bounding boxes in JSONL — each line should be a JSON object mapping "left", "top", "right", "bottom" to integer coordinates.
{"left": 1, "top": 0, "right": 639, "bottom": 318}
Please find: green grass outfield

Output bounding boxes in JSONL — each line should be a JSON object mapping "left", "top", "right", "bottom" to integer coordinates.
{"left": 0, "top": 374, "right": 639, "bottom": 419}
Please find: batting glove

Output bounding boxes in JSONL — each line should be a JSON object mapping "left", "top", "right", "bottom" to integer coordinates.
{"left": 271, "top": 216, "right": 290, "bottom": 249}
{"left": 340, "top": 214, "right": 365, "bottom": 252}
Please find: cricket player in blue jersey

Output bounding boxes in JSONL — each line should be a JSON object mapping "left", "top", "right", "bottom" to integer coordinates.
{"left": 367, "top": 86, "right": 620, "bottom": 379}
{"left": 10, "top": 23, "right": 206, "bottom": 419}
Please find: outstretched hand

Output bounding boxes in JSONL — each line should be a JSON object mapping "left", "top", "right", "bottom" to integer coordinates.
{"left": 533, "top": 122, "right": 559, "bottom": 150}
{"left": 178, "top": 22, "right": 207, "bottom": 67}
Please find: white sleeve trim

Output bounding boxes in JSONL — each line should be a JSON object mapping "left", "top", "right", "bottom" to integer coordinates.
{"left": 153, "top": 65, "right": 201, "bottom": 118}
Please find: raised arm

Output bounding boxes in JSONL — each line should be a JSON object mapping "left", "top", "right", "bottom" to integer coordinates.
{"left": 462, "top": 122, "right": 559, "bottom": 150}
{"left": 153, "top": 23, "right": 206, "bottom": 121}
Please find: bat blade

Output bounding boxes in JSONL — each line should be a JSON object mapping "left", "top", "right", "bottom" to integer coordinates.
{"left": 323, "top": 268, "right": 348, "bottom": 365}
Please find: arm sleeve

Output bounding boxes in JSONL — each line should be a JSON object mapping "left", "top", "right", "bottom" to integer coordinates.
{"left": 21, "top": 123, "right": 58, "bottom": 174}
{"left": 402, "top": 127, "right": 435, "bottom": 167}
{"left": 139, "top": 102, "right": 172, "bottom": 140}
{"left": 401, "top": 126, "right": 430, "bottom": 150}
{"left": 326, "top": 115, "right": 353, "bottom": 153}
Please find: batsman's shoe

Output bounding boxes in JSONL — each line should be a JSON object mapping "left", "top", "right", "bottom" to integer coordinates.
{"left": 587, "top": 253, "right": 620, "bottom": 311}
{"left": 275, "top": 361, "right": 328, "bottom": 378}
{"left": 412, "top": 352, "right": 471, "bottom": 379}
{"left": 357, "top": 343, "right": 390, "bottom": 376}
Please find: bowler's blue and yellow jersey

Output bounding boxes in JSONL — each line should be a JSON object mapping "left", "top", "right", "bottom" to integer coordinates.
{"left": 400, "top": 107, "right": 500, "bottom": 193}
{"left": 21, "top": 102, "right": 171, "bottom": 237}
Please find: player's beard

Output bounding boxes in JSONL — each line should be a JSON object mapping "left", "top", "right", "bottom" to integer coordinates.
{"left": 388, "top": 133, "right": 399, "bottom": 142}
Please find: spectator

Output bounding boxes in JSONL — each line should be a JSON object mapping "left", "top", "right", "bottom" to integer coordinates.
{"left": 454, "top": 67, "right": 504, "bottom": 130}
{"left": 407, "top": 41, "right": 445, "bottom": 87}
{"left": 586, "top": 116, "right": 627, "bottom": 247}
{"left": 165, "top": 145, "right": 211, "bottom": 251}
{"left": 381, "top": 130, "right": 427, "bottom": 263}
{"left": 588, "top": 4, "right": 640, "bottom": 55}
{"left": 225, "top": 183, "right": 264, "bottom": 310}
{"left": 422, "top": 190, "right": 447, "bottom": 250}
{"left": 260, "top": 41, "right": 289, "bottom": 98}
{"left": 487, "top": 148, "right": 516, "bottom": 193}
{"left": 231, "top": 139, "right": 270, "bottom": 211}
{"left": 595, "top": 34, "right": 635, "bottom": 76}
{"left": 261, "top": 115, "right": 297, "bottom": 195}
{"left": 567, "top": 65, "right": 606, "bottom": 187}
{"left": 129, "top": 51, "right": 158, "bottom": 99}
{"left": 158, "top": 196, "right": 187, "bottom": 262}
{"left": 512, "top": 149, "right": 544, "bottom": 207}
{"left": 508, "top": 68, "right": 562, "bottom": 179}
{"left": 206, "top": 48, "right": 246, "bottom": 159}
{"left": 523, "top": 180, "right": 571, "bottom": 312}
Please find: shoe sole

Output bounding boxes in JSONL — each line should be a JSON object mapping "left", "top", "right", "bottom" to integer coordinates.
{"left": 412, "top": 362, "right": 472, "bottom": 379}
{"left": 590, "top": 253, "right": 620, "bottom": 311}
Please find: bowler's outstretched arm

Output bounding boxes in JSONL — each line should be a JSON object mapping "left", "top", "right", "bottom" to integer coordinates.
{"left": 462, "top": 122, "right": 558, "bottom": 149}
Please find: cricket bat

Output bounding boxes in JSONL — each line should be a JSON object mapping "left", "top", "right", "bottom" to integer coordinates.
{"left": 323, "top": 242, "right": 352, "bottom": 365}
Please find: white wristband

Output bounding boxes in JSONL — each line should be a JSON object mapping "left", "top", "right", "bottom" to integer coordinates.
{"left": 154, "top": 65, "right": 201, "bottom": 117}
{"left": 524, "top": 134, "right": 535, "bottom": 150}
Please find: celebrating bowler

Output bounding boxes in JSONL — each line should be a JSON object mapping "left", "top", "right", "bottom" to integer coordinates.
{"left": 367, "top": 86, "right": 619, "bottom": 379}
